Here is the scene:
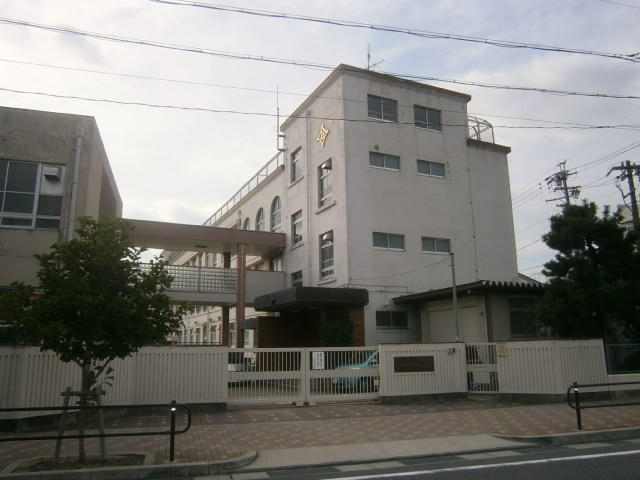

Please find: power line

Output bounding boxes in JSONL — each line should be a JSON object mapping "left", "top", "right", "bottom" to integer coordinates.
{"left": 149, "top": 0, "right": 640, "bottom": 64}
{"left": 2, "top": 85, "right": 638, "bottom": 133}
{"left": 1, "top": 17, "right": 639, "bottom": 101}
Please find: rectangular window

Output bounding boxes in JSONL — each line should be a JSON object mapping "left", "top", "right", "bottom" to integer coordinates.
{"left": 291, "top": 270, "right": 303, "bottom": 287}
{"left": 376, "top": 311, "right": 409, "bottom": 329}
{"left": 509, "top": 298, "right": 537, "bottom": 338}
{"left": 417, "top": 160, "right": 445, "bottom": 178}
{"left": 421, "top": 236, "right": 450, "bottom": 254}
{"left": 0, "top": 159, "right": 64, "bottom": 229}
{"left": 320, "top": 231, "right": 334, "bottom": 279}
{"left": 291, "top": 210, "right": 303, "bottom": 245}
{"left": 414, "top": 105, "right": 442, "bottom": 131}
{"left": 291, "top": 148, "right": 302, "bottom": 183}
{"left": 373, "top": 232, "right": 405, "bottom": 251}
{"left": 369, "top": 152, "right": 400, "bottom": 171}
{"left": 318, "top": 159, "right": 333, "bottom": 207}
{"left": 368, "top": 94, "right": 397, "bottom": 122}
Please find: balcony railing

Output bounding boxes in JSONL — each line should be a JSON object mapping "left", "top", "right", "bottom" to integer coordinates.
{"left": 141, "top": 264, "right": 237, "bottom": 293}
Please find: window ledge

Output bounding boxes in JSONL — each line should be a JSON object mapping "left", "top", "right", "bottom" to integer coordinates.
{"left": 317, "top": 276, "right": 335, "bottom": 285}
{"left": 288, "top": 176, "right": 304, "bottom": 188}
{"left": 316, "top": 200, "right": 336, "bottom": 214}
{"left": 289, "top": 242, "right": 304, "bottom": 251}
{"left": 415, "top": 125, "right": 442, "bottom": 133}
{"left": 417, "top": 173, "right": 445, "bottom": 179}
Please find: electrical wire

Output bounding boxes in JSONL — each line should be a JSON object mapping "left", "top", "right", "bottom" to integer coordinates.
{"left": 149, "top": 0, "right": 640, "bottom": 64}
{"left": 1, "top": 18, "right": 639, "bottom": 100}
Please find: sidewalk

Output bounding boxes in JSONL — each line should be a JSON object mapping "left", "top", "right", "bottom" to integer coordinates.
{"left": 2, "top": 395, "right": 640, "bottom": 478}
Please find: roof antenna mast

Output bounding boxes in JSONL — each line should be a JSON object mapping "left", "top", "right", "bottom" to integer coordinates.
{"left": 367, "top": 44, "right": 383, "bottom": 71}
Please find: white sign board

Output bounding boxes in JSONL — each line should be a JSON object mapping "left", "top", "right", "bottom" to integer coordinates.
{"left": 312, "top": 351, "right": 325, "bottom": 370}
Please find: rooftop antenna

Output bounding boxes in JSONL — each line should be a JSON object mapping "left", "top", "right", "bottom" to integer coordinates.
{"left": 367, "top": 44, "right": 383, "bottom": 70}
{"left": 276, "top": 85, "right": 285, "bottom": 152}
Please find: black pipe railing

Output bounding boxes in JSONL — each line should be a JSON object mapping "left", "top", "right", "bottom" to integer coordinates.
{"left": 567, "top": 381, "right": 640, "bottom": 430}
{"left": 0, "top": 400, "right": 191, "bottom": 462}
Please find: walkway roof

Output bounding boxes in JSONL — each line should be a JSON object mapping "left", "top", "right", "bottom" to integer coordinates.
{"left": 125, "top": 218, "right": 286, "bottom": 257}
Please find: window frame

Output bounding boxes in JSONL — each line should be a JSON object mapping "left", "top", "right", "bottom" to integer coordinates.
{"left": 291, "top": 209, "right": 303, "bottom": 245}
{"left": 291, "top": 270, "right": 303, "bottom": 287}
{"left": 0, "top": 159, "right": 64, "bottom": 230}
{"left": 369, "top": 152, "right": 400, "bottom": 172}
{"left": 368, "top": 94, "right": 398, "bottom": 122}
{"left": 270, "top": 196, "right": 281, "bottom": 232}
{"left": 318, "top": 159, "right": 333, "bottom": 207}
{"left": 376, "top": 310, "right": 409, "bottom": 330}
{"left": 373, "top": 232, "right": 405, "bottom": 251}
{"left": 421, "top": 236, "right": 451, "bottom": 254}
{"left": 509, "top": 297, "right": 537, "bottom": 338}
{"left": 319, "top": 230, "right": 335, "bottom": 280}
{"left": 255, "top": 208, "right": 264, "bottom": 231}
{"left": 290, "top": 147, "right": 302, "bottom": 183}
{"left": 414, "top": 105, "right": 442, "bottom": 132}
{"left": 417, "top": 159, "right": 445, "bottom": 178}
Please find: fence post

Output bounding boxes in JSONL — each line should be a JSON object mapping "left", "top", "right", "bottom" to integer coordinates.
{"left": 169, "top": 400, "right": 177, "bottom": 462}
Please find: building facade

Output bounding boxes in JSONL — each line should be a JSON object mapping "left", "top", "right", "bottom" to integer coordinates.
{"left": 175, "top": 65, "right": 539, "bottom": 347}
{"left": 0, "top": 106, "right": 122, "bottom": 338}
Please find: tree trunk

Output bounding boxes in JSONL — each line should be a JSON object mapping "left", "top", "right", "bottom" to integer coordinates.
{"left": 77, "top": 363, "right": 92, "bottom": 463}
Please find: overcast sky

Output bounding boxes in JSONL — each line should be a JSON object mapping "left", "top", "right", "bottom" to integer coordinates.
{"left": 1, "top": 0, "right": 638, "bottom": 281}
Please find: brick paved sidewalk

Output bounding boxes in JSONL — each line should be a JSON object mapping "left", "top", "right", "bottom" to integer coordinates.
{"left": 2, "top": 397, "right": 640, "bottom": 471}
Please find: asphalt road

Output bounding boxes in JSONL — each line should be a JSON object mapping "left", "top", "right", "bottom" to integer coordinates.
{"left": 198, "top": 440, "right": 640, "bottom": 480}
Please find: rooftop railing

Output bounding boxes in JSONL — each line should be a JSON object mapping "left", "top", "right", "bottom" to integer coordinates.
{"left": 202, "top": 151, "right": 284, "bottom": 228}
{"left": 467, "top": 116, "right": 495, "bottom": 143}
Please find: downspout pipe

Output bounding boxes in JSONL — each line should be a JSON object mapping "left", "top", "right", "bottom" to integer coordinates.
{"left": 65, "top": 127, "right": 85, "bottom": 241}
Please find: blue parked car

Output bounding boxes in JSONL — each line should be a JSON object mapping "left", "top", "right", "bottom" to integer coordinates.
{"left": 332, "top": 351, "right": 379, "bottom": 392}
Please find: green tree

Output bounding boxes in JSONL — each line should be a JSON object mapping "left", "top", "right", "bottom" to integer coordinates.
{"left": 537, "top": 202, "right": 640, "bottom": 342}
{"left": 0, "top": 216, "right": 188, "bottom": 461}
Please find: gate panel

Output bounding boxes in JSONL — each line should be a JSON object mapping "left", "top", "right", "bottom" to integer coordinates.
{"left": 466, "top": 343, "right": 499, "bottom": 392}
{"left": 227, "top": 347, "right": 379, "bottom": 406}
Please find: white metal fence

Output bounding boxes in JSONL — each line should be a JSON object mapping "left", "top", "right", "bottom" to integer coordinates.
{"left": 0, "top": 340, "right": 612, "bottom": 420}
{"left": 227, "top": 347, "right": 379, "bottom": 405}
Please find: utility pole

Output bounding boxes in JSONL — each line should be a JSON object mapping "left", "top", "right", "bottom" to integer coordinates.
{"left": 608, "top": 160, "right": 640, "bottom": 233}
{"left": 545, "top": 161, "right": 581, "bottom": 207}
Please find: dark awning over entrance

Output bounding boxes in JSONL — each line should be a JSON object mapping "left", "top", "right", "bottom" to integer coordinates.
{"left": 254, "top": 287, "right": 369, "bottom": 312}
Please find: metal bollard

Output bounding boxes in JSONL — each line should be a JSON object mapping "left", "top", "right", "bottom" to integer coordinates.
{"left": 573, "top": 382, "right": 582, "bottom": 430}
{"left": 169, "top": 400, "right": 177, "bottom": 462}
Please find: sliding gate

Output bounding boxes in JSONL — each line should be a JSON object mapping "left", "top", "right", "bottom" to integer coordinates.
{"left": 227, "top": 347, "right": 380, "bottom": 405}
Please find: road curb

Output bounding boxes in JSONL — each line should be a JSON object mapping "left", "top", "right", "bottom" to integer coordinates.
{"left": 496, "top": 427, "right": 640, "bottom": 446}
{"left": 0, "top": 451, "right": 257, "bottom": 480}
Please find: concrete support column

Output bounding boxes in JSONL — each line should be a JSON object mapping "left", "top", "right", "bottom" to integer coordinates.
{"left": 235, "top": 243, "right": 246, "bottom": 348}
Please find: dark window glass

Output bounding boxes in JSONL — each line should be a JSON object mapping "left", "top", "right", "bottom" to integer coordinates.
{"left": 368, "top": 95, "right": 397, "bottom": 122}
{"left": 414, "top": 105, "right": 442, "bottom": 131}
{"left": 7, "top": 162, "right": 38, "bottom": 192}
{"left": 35, "top": 218, "right": 60, "bottom": 229}
{"left": 37, "top": 195, "right": 63, "bottom": 216}
{"left": 4, "top": 192, "right": 34, "bottom": 214}
{"left": 376, "top": 311, "right": 409, "bottom": 329}
{"left": 0, "top": 160, "right": 7, "bottom": 187}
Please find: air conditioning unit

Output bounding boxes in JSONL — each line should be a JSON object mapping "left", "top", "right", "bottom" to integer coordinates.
{"left": 43, "top": 166, "right": 62, "bottom": 180}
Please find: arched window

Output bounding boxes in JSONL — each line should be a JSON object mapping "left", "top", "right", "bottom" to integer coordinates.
{"left": 242, "top": 218, "right": 250, "bottom": 230}
{"left": 270, "top": 196, "right": 281, "bottom": 232}
{"left": 255, "top": 208, "right": 264, "bottom": 231}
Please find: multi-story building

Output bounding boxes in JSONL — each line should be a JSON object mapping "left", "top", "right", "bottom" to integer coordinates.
{"left": 0, "top": 106, "right": 122, "bottom": 340}
{"left": 174, "top": 64, "right": 542, "bottom": 348}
